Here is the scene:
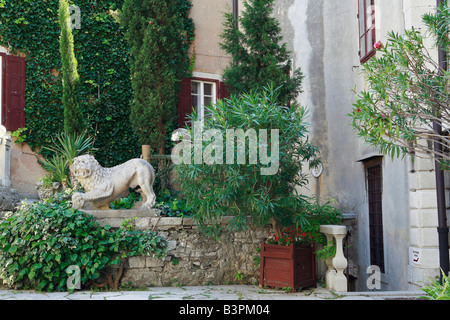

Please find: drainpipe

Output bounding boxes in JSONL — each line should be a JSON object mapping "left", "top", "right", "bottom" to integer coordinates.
{"left": 434, "top": 0, "right": 449, "bottom": 279}
{"left": 233, "top": 0, "right": 238, "bottom": 27}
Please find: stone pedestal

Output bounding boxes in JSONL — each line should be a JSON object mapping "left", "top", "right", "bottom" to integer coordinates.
{"left": 320, "top": 225, "right": 348, "bottom": 292}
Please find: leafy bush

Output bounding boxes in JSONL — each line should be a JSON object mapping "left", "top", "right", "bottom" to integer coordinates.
{"left": 110, "top": 188, "right": 193, "bottom": 218}
{"left": 176, "top": 86, "right": 321, "bottom": 238}
{"left": 297, "top": 198, "right": 343, "bottom": 246}
{"left": 0, "top": 192, "right": 166, "bottom": 292}
{"left": 109, "top": 189, "right": 141, "bottom": 210}
{"left": 349, "top": 2, "right": 450, "bottom": 163}
{"left": 154, "top": 189, "right": 193, "bottom": 217}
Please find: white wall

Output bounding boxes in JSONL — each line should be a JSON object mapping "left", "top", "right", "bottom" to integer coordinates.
{"left": 273, "top": 0, "right": 416, "bottom": 291}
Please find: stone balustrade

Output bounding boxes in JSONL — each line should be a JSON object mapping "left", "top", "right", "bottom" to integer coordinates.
{"left": 320, "top": 224, "right": 348, "bottom": 292}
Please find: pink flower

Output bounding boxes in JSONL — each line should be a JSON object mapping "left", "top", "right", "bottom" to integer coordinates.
{"left": 374, "top": 41, "right": 382, "bottom": 50}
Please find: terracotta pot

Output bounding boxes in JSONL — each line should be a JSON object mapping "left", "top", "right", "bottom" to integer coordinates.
{"left": 259, "top": 242, "right": 316, "bottom": 292}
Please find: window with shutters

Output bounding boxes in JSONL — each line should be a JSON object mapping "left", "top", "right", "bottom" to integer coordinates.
{"left": 0, "top": 53, "right": 26, "bottom": 132}
{"left": 358, "top": 0, "right": 376, "bottom": 63}
{"left": 177, "top": 76, "right": 229, "bottom": 128}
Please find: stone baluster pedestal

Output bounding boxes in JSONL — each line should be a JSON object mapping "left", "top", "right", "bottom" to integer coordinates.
{"left": 320, "top": 225, "right": 348, "bottom": 292}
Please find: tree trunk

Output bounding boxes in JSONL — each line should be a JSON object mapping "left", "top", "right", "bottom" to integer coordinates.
{"left": 270, "top": 217, "right": 283, "bottom": 238}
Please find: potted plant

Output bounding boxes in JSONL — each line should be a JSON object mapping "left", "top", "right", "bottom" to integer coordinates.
{"left": 260, "top": 227, "right": 316, "bottom": 292}
{"left": 36, "top": 174, "right": 62, "bottom": 200}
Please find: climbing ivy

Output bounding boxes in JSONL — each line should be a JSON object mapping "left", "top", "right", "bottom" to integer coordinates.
{"left": 0, "top": 0, "right": 141, "bottom": 166}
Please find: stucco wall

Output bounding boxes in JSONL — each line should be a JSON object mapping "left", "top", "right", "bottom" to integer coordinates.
{"left": 272, "top": 0, "right": 415, "bottom": 291}
{"left": 190, "top": 0, "right": 231, "bottom": 75}
{"left": 10, "top": 139, "right": 46, "bottom": 199}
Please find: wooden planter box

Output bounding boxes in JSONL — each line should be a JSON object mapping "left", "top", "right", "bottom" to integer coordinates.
{"left": 259, "top": 242, "right": 316, "bottom": 292}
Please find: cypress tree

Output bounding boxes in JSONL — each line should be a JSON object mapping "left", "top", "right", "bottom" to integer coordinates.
{"left": 220, "top": 0, "right": 303, "bottom": 105}
{"left": 121, "top": 0, "right": 194, "bottom": 154}
{"left": 58, "top": 0, "right": 84, "bottom": 135}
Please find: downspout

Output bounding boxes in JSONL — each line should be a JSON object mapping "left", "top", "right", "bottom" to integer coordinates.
{"left": 233, "top": 0, "right": 238, "bottom": 26}
{"left": 434, "top": 0, "right": 449, "bottom": 279}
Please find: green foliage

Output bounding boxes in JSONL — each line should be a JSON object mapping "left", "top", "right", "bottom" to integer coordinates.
{"left": 38, "top": 131, "right": 96, "bottom": 185}
{"left": 0, "top": 192, "right": 166, "bottom": 292}
{"left": 110, "top": 189, "right": 141, "bottom": 209}
{"left": 349, "top": 3, "right": 450, "bottom": 164}
{"left": 176, "top": 86, "right": 321, "bottom": 238}
{"left": 121, "top": 0, "right": 195, "bottom": 152}
{"left": 220, "top": 0, "right": 303, "bottom": 105}
{"left": 154, "top": 189, "right": 193, "bottom": 217}
{"left": 39, "top": 154, "right": 69, "bottom": 185}
{"left": 315, "top": 242, "right": 337, "bottom": 260}
{"left": 11, "top": 127, "right": 27, "bottom": 144}
{"left": 0, "top": 0, "right": 141, "bottom": 167}
{"left": 59, "top": 0, "right": 85, "bottom": 135}
{"left": 265, "top": 199, "right": 342, "bottom": 248}
{"left": 419, "top": 270, "right": 450, "bottom": 300}
{"left": 295, "top": 199, "right": 343, "bottom": 246}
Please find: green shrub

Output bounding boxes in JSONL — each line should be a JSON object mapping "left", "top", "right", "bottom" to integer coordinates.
{"left": 109, "top": 189, "right": 141, "bottom": 210}
{"left": 0, "top": 192, "right": 166, "bottom": 292}
{"left": 154, "top": 189, "right": 193, "bottom": 218}
{"left": 176, "top": 86, "right": 321, "bottom": 238}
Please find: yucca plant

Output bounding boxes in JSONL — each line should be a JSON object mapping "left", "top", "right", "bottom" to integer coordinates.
{"left": 42, "top": 131, "right": 96, "bottom": 165}
{"left": 39, "top": 155, "right": 69, "bottom": 188}
{"left": 39, "top": 132, "right": 96, "bottom": 187}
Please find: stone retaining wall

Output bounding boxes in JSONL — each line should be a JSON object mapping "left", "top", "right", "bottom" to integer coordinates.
{"left": 92, "top": 211, "right": 271, "bottom": 288}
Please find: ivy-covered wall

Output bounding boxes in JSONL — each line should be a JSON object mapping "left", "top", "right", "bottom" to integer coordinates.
{"left": 0, "top": 0, "right": 140, "bottom": 166}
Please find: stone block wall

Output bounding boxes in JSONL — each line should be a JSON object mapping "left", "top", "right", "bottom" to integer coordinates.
{"left": 94, "top": 213, "right": 271, "bottom": 288}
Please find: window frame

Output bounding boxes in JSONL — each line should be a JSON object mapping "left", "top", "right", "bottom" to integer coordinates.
{"left": 358, "top": 0, "right": 377, "bottom": 64}
{"left": 190, "top": 78, "right": 217, "bottom": 124}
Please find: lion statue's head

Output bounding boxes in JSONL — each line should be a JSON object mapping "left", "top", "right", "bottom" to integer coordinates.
{"left": 70, "top": 154, "right": 102, "bottom": 180}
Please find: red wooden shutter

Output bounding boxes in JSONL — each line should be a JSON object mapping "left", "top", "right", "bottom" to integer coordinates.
{"left": 177, "top": 77, "right": 192, "bottom": 127}
{"left": 219, "top": 81, "right": 230, "bottom": 100}
{"left": 2, "top": 54, "right": 26, "bottom": 131}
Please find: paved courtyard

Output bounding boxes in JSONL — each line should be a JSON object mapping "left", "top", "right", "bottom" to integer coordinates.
{"left": 0, "top": 284, "right": 423, "bottom": 300}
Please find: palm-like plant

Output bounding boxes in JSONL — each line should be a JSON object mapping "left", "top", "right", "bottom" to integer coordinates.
{"left": 42, "top": 131, "right": 96, "bottom": 165}
{"left": 38, "top": 132, "right": 96, "bottom": 187}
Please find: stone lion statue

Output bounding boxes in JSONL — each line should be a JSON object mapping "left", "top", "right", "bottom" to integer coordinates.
{"left": 70, "top": 154, "right": 156, "bottom": 210}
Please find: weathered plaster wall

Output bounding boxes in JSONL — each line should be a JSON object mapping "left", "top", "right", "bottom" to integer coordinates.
{"left": 10, "top": 139, "right": 46, "bottom": 198}
{"left": 274, "top": 0, "right": 413, "bottom": 291}
{"left": 190, "top": 0, "right": 231, "bottom": 75}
